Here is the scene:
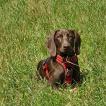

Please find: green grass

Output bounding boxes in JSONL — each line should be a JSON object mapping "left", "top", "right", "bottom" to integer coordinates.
{"left": 0, "top": 0, "right": 106, "bottom": 106}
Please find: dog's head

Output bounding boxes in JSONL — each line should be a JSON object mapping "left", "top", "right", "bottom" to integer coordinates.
{"left": 47, "top": 29, "right": 81, "bottom": 57}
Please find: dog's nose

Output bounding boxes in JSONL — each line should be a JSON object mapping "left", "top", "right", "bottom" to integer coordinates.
{"left": 63, "top": 45, "right": 70, "bottom": 49}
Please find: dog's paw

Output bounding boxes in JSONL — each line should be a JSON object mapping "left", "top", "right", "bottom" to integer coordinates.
{"left": 69, "top": 87, "right": 77, "bottom": 93}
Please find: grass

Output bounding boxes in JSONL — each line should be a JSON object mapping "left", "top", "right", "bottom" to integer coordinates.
{"left": 0, "top": 0, "right": 106, "bottom": 106}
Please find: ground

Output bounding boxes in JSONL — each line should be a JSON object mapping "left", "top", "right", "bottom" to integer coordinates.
{"left": 0, "top": 0, "right": 106, "bottom": 106}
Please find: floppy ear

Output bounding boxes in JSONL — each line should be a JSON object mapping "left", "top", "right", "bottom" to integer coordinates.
{"left": 74, "top": 31, "right": 81, "bottom": 55}
{"left": 46, "top": 31, "right": 58, "bottom": 56}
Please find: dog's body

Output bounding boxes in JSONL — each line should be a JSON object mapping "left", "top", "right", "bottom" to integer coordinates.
{"left": 37, "top": 56, "right": 65, "bottom": 86}
{"left": 37, "top": 29, "right": 81, "bottom": 88}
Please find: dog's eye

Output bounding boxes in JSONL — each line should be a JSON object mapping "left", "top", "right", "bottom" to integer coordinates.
{"left": 69, "top": 36, "right": 73, "bottom": 41}
{"left": 57, "top": 34, "right": 63, "bottom": 38}
{"left": 67, "top": 34, "right": 72, "bottom": 38}
{"left": 68, "top": 34, "right": 72, "bottom": 37}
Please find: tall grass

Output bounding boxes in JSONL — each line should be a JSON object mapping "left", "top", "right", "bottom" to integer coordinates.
{"left": 0, "top": 0, "right": 106, "bottom": 106}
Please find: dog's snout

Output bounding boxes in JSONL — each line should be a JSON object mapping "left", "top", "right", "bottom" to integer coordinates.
{"left": 62, "top": 40, "right": 70, "bottom": 50}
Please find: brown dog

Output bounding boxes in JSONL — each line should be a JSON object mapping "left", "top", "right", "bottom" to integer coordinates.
{"left": 37, "top": 29, "right": 81, "bottom": 88}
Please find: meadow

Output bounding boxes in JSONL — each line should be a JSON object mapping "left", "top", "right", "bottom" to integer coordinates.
{"left": 0, "top": 0, "right": 106, "bottom": 106}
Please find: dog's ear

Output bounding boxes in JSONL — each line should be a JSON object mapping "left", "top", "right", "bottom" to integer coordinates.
{"left": 46, "top": 30, "right": 59, "bottom": 56}
{"left": 73, "top": 30, "right": 81, "bottom": 55}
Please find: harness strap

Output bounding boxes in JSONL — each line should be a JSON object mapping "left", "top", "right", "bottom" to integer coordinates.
{"left": 56, "top": 55, "right": 67, "bottom": 70}
{"left": 43, "top": 64, "right": 50, "bottom": 80}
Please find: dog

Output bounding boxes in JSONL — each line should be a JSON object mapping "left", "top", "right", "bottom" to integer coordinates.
{"left": 37, "top": 29, "right": 81, "bottom": 88}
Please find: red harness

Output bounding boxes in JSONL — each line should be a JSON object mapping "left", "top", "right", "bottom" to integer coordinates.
{"left": 43, "top": 55, "right": 78, "bottom": 84}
